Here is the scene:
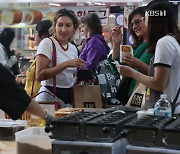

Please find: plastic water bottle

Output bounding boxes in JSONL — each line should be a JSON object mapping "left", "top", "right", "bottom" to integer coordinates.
{"left": 154, "top": 94, "right": 172, "bottom": 118}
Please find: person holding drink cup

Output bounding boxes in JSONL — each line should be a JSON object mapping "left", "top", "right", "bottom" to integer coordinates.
{"left": 116, "top": 0, "right": 180, "bottom": 113}
{"left": 109, "top": 7, "right": 154, "bottom": 104}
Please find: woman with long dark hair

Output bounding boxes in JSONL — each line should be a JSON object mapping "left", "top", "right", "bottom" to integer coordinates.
{"left": 116, "top": 0, "right": 180, "bottom": 113}
{"left": 110, "top": 7, "right": 154, "bottom": 104}
{"left": 0, "top": 28, "right": 20, "bottom": 76}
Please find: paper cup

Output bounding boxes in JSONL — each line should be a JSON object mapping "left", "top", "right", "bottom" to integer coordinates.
{"left": 120, "top": 45, "right": 133, "bottom": 63}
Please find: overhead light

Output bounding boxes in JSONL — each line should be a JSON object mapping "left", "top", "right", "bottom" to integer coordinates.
{"left": 94, "top": 2, "right": 103, "bottom": 5}
{"left": 48, "top": 3, "right": 60, "bottom": 7}
{"left": 86, "top": 2, "right": 94, "bottom": 6}
{"left": 0, "top": 0, "right": 142, "bottom": 3}
{"left": 77, "top": 2, "right": 84, "bottom": 6}
{"left": 109, "top": 14, "right": 115, "bottom": 18}
{"left": 93, "top": 2, "right": 106, "bottom": 6}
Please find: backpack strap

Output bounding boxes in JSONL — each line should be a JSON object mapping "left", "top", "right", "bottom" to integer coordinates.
{"left": 32, "top": 38, "right": 57, "bottom": 98}
{"left": 172, "top": 86, "right": 180, "bottom": 114}
{"left": 31, "top": 60, "right": 36, "bottom": 97}
{"left": 49, "top": 38, "right": 57, "bottom": 97}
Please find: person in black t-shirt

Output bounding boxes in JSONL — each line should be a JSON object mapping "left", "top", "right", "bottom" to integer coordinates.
{"left": 0, "top": 64, "right": 54, "bottom": 123}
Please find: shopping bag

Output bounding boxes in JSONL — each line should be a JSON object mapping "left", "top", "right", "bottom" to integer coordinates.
{"left": 126, "top": 82, "right": 146, "bottom": 109}
{"left": 96, "top": 59, "right": 121, "bottom": 99}
{"left": 72, "top": 85, "right": 102, "bottom": 108}
{"left": 116, "top": 77, "right": 132, "bottom": 105}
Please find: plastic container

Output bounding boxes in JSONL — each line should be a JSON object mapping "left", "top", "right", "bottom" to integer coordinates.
{"left": 137, "top": 109, "right": 154, "bottom": 119}
{"left": 0, "top": 119, "right": 27, "bottom": 140}
{"left": 154, "top": 94, "right": 172, "bottom": 118}
{"left": 15, "top": 127, "right": 52, "bottom": 154}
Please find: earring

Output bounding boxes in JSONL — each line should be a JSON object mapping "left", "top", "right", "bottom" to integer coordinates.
{"left": 53, "top": 32, "right": 56, "bottom": 38}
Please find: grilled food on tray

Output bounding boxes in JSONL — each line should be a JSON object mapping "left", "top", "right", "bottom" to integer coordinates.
{"left": 55, "top": 108, "right": 84, "bottom": 118}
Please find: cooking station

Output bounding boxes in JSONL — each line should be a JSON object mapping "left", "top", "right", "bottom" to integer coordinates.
{"left": 45, "top": 107, "right": 180, "bottom": 154}
{"left": 125, "top": 115, "right": 174, "bottom": 147}
{"left": 125, "top": 115, "right": 180, "bottom": 154}
{"left": 46, "top": 106, "right": 138, "bottom": 154}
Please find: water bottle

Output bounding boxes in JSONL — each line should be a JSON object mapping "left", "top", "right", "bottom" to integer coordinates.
{"left": 154, "top": 94, "right": 172, "bottom": 118}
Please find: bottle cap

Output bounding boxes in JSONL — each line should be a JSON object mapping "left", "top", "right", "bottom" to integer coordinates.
{"left": 160, "top": 94, "right": 167, "bottom": 99}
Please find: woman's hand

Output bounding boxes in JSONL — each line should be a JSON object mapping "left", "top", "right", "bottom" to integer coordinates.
{"left": 111, "top": 26, "right": 122, "bottom": 46}
{"left": 111, "top": 26, "right": 122, "bottom": 59}
{"left": 122, "top": 54, "right": 139, "bottom": 68}
{"left": 116, "top": 64, "right": 134, "bottom": 77}
{"left": 66, "top": 58, "right": 86, "bottom": 69}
